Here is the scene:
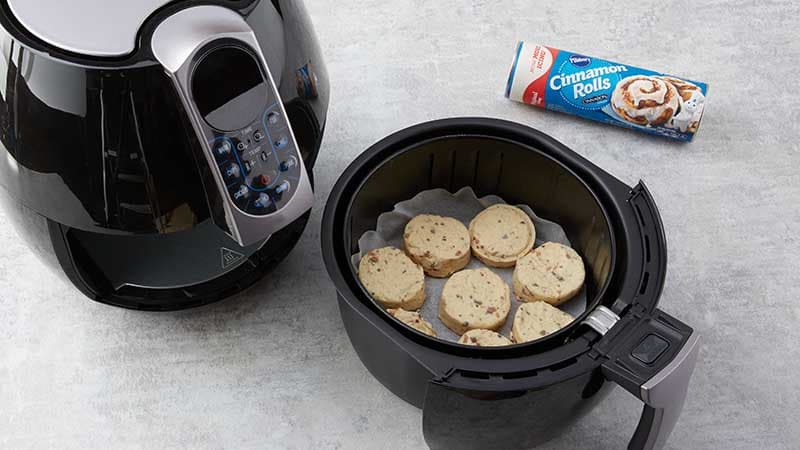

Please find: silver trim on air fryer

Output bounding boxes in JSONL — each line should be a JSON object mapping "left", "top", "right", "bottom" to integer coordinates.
{"left": 635, "top": 331, "right": 700, "bottom": 450}
{"left": 582, "top": 305, "right": 621, "bottom": 335}
{"left": 151, "top": 5, "right": 314, "bottom": 247}
{"left": 8, "top": 0, "right": 173, "bottom": 57}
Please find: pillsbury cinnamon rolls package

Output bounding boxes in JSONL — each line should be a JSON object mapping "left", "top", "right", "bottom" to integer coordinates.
{"left": 505, "top": 42, "right": 708, "bottom": 141}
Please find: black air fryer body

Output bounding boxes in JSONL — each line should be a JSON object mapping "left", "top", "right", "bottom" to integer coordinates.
{"left": 0, "top": 0, "right": 329, "bottom": 310}
{"left": 322, "top": 119, "right": 700, "bottom": 450}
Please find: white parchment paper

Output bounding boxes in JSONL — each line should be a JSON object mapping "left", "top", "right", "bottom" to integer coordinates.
{"left": 351, "top": 187, "right": 586, "bottom": 343}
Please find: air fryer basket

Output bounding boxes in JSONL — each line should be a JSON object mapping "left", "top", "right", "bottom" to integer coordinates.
{"left": 346, "top": 123, "right": 615, "bottom": 349}
{"left": 322, "top": 118, "right": 700, "bottom": 450}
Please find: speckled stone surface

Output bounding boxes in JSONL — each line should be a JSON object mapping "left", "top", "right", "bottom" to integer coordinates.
{"left": 1, "top": 1, "right": 799, "bottom": 449}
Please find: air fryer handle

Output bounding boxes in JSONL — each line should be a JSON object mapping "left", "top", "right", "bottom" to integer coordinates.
{"left": 601, "top": 309, "right": 700, "bottom": 450}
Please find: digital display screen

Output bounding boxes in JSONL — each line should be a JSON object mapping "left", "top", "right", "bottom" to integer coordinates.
{"left": 192, "top": 46, "right": 267, "bottom": 131}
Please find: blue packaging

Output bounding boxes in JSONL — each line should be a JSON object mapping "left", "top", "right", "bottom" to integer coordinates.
{"left": 506, "top": 42, "right": 708, "bottom": 142}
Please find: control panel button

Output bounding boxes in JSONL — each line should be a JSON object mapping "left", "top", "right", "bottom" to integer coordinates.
{"left": 274, "top": 135, "right": 288, "bottom": 149}
{"left": 224, "top": 163, "right": 241, "bottom": 180}
{"left": 632, "top": 334, "right": 670, "bottom": 365}
{"left": 243, "top": 160, "right": 254, "bottom": 174}
{"left": 279, "top": 156, "right": 297, "bottom": 172}
{"left": 258, "top": 170, "right": 278, "bottom": 188}
{"left": 275, "top": 181, "right": 290, "bottom": 195}
{"left": 260, "top": 151, "right": 270, "bottom": 161}
{"left": 254, "top": 193, "right": 272, "bottom": 209}
{"left": 233, "top": 185, "right": 250, "bottom": 201}
{"left": 213, "top": 140, "right": 232, "bottom": 159}
{"left": 253, "top": 130, "right": 264, "bottom": 142}
{"left": 237, "top": 141, "right": 247, "bottom": 152}
{"left": 256, "top": 174, "right": 271, "bottom": 187}
{"left": 266, "top": 111, "right": 280, "bottom": 125}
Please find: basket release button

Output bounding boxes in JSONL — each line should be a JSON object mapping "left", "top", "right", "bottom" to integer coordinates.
{"left": 632, "top": 334, "right": 670, "bottom": 365}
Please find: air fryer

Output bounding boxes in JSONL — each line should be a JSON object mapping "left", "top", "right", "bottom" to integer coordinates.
{"left": 322, "top": 118, "right": 700, "bottom": 450}
{"left": 0, "top": 0, "right": 329, "bottom": 310}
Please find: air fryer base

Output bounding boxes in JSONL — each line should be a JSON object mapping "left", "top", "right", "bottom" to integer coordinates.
{"left": 48, "top": 210, "right": 311, "bottom": 311}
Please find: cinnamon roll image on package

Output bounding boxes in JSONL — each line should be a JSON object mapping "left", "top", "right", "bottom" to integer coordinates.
{"left": 505, "top": 42, "right": 708, "bottom": 141}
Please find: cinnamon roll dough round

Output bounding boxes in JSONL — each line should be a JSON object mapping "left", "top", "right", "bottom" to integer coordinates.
{"left": 438, "top": 268, "right": 511, "bottom": 335}
{"left": 458, "top": 329, "right": 513, "bottom": 347}
{"left": 404, "top": 214, "right": 470, "bottom": 277}
{"left": 388, "top": 308, "right": 437, "bottom": 337}
{"left": 469, "top": 204, "right": 536, "bottom": 268}
{"left": 358, "top": 247, "right": 426, "bottom": 310}
{"left": 511, "top": 301, "right": 574, "bottom": 343}
{"left": 513, "top": 242, "right": 585, "bottom": 306}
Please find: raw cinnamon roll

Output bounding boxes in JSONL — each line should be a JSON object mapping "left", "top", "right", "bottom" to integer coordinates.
{"left": 611, "top": 75, "right": 680, "bottom": 127}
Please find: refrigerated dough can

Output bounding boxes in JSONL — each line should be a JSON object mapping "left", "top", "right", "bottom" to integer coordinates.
{"left": 505, "top": 42, "right": 708, "bottom": 142}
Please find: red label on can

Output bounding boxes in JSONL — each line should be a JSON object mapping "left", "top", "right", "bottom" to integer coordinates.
{"left": 522, "top": 45, "right": 558, "bottom": 107}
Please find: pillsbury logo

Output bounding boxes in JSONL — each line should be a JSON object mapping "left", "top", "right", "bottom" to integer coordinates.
{"left": 569, "top": 55, "right": 591, "bottom": 67}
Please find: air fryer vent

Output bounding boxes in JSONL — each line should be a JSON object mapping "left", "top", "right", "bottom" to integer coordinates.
{"left": 626, "top": 183, "right": 666, "bottom": 311}
{"left": 501, "top": 369, "right": 539, "bottom": 380}
{"left": 639, "top": 272, "right": 650, "bottom": 295}
{"left": 458, "top": 370, "right": 491, "bottom": 380}
{"left": 548, "top": 357, "right": 578, "bottom": 372}
{"left": 634, "top": 203, "right": 647, "bottom": 227}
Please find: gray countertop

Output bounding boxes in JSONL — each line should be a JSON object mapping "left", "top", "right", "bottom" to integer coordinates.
{"left": 1, "top": 1, "right": 798, "bottom": 448}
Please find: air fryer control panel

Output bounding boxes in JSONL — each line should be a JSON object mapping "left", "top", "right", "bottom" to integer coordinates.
{"left": 205, "top": 108, "right": 302, "bottom": 216}
{"left": 151, "top": 6, "right": 314, "bottom": 247}
{"left": 191, "top": 45, "right": 303, "bottom": 216}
